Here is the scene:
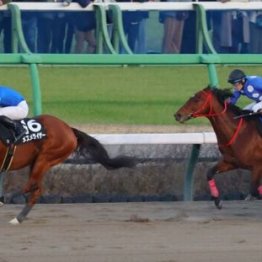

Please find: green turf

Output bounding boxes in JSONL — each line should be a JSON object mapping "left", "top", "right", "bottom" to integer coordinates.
{"left": 0, "top": 65, "right": 258, "bottom": 125}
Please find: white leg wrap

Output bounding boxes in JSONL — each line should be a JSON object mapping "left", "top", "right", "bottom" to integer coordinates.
{"left": 9, "top": 218, "right": 20, "bottom": 225}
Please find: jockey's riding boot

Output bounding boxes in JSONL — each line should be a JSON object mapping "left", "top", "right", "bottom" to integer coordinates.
{"left": 0, "top": 115, "right": 26, "bottom": 142}
{"left": 258, "top": 109, "right": 262, "bottom": 115}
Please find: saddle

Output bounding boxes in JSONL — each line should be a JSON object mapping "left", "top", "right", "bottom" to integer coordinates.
{"left": 257, "top": 117, "right": 262, "bottom": 136}
{"left": 0, "top": 118, "right": 47, "bottom": 172}
{"left": 239, "top": 110, "right": 262, "bottom": 137}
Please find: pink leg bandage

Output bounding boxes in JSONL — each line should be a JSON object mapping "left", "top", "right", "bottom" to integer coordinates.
{"left": 208, "top": 179, "right": 219, "bottom": 198}
{"left": 258, "top": 185, "right": 262, "bottom": 196}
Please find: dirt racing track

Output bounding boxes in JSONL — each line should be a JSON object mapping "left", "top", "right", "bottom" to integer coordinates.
{"left": 0, "top": 201, "right": 262, "bottom": 262}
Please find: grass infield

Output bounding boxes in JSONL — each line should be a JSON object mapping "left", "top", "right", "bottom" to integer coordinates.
{"left": 0, "top": 65, "right": 259, "bottom": 126}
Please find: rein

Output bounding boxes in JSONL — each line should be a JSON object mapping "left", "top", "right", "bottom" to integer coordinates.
{"left": 191, "top": 90, "right": 243, "bottom": 147}
{"left": 221, "top": 117, "right": 243, "bottom": 147}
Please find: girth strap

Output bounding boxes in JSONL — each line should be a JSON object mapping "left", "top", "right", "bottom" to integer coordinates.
{"left": 0, "top": 144, "right": 16, "bottom": 172}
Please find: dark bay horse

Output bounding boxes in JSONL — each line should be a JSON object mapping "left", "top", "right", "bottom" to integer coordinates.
{"left": 175, "top": 86, "right": 262, "bottom": 209}
{"left": 0, "top": 114, "right": 134, "bottom": 224}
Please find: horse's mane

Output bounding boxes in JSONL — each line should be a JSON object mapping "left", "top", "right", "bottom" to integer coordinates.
{"left": 208, "top": 86, "right": 251, "bottom": 117}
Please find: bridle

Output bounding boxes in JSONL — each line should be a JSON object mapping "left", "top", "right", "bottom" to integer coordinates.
{"left": 191, "top": 91, "right": 227, "bottom": 118}
{"left": 190, "top": 90, "right": 243, "bottom": 146}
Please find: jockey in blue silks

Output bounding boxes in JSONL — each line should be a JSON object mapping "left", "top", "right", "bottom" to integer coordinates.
{"left": 227, "top": 69, "right": 262, "bottom": 113}
{"left": 0, "top": 85, "right": 29, "bottom": 142}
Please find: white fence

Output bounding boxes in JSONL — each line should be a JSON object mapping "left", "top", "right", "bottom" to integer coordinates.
{"left": 92, "top": 132, "right": 218, "bottom": 201}
{"left": 93, "top": 132, "right": 217, "bottom": 145}
{"left": 1, "top": 1, "right": 262, "bottom": 11}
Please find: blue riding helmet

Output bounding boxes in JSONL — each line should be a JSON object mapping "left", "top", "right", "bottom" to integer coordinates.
{"left": 228, "top": 69, "right": 246, "bottom": 84}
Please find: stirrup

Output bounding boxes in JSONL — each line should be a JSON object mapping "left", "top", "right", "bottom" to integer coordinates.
{"left": 14, "top": 128, "right": 26, "bottom": 143}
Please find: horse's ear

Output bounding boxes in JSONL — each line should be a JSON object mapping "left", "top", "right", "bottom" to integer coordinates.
{"left": 204, "top": 85, "right": 214, "bottom": 91}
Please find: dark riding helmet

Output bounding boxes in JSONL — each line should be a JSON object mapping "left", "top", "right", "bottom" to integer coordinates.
{"left": 228, "top": 69, "right": 246, "bottom": 84}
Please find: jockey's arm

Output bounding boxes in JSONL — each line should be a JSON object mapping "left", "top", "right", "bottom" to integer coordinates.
{"left": 252, "top": 77, "right": 262, "bottom": 92}
{"left": 228, "top": 91, "right": 241, "bottom": 105}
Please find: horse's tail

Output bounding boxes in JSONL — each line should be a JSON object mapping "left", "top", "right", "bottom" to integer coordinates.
{"left": 72, "top": 128, "right": 135, "bottom": 169}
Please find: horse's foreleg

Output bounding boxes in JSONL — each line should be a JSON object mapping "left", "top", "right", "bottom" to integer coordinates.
{"left": 0, "top": 172, "right": 5, "bottom": 207}
{"left": 9, "top": 159, "right": 49, "bottom": 225}
{"left": 9, "top": 183, "right": 42, "bottom": 225}
{"left": 207, "top": 166, "right": 222, "bottom": 209}
{"left": 9, "top": 205, "right": 33, "bottom": 225}
{"left": 207, "top": 161, "right": 236, "bottom": 209}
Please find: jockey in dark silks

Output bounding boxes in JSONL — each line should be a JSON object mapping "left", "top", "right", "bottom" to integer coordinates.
{"left": 0, "top": 85, "right": 29, "bottom": 142}
{"left": 227, "top": 69, "right": 262, "bottom": 113}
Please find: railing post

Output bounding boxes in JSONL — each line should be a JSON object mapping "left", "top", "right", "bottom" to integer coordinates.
{"left": 29, "top": 63, "right": 42, "bottom": 115}
{"left": 8, "top": 3, "right": 31, "bottom": 53}
{"left": 109, "top": 4, "right": 133, "bottom": 54}
{"left": 8, "top": 4, "right": 42, "bottom": 115}
{"left": 208, "top": 63, "right": 219, "bottom": 87}
{"left": 95, "top": 4, "right": 104, "bottom": 54}
{"left": 94, "top": 4, "right": 117, "bottom": 54}
{"left": 193, "top": 3, "right": 217, "bottom": 54}
{"left": 183, "top": 144, "right": 201, "bottom": 201}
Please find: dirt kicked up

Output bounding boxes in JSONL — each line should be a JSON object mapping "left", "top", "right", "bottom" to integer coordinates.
{"left": 0, "top": 201, "right": 262, "bottom": 262}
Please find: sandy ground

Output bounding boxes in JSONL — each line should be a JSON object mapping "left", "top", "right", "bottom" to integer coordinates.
{"left": 0, "top": 201, "right": 262, "bottom": 262}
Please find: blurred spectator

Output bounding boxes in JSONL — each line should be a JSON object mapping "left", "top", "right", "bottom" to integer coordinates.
{"left": 219, "top": 10, "right": 249, "bottom": 53}
{"left": 0, "top": 0, "right": 12, "bottom": 53}
{"left": 208, "top": 0, "right": 249, "bottom": 54}
{"left": 74, "top": 29, "right": 96, "bottom": 53}
{"left": 249, "top": 8, "right": 262, "bottom": 53}
{"left": 117, "top": 0, "right": 147, "bottom": 53}
{"left": 66, "top": 0, "right": 97, "bottom": 53}
{"left": 0, "top": 9, "right": 11, "bottom": 53}
{"left": 16, "top": 0, "right": 37, "bottom": 52}
{"left": 37, "top": 11, "right": 69, "bottom": 53}
{"left": 135, "top": 0, "right": 154, "bottom": 54}
{"left": 181, "top": 10, "right": 196, "bottom": 53}
{"left": 64, "top": 15, "right": 75, "bottom": 53}
{"left": 159, "top": 0, "right": 190, "bottom": 54}
{"left": 135, "top": 0, "right": 153, "bottom": 54}
{"left": 135, "top": 17, "right": 147, "bottom": 53}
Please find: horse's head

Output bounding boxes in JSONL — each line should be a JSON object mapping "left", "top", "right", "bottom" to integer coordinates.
{"left": 175, "top": 87, "right": 214, "bottom": 123}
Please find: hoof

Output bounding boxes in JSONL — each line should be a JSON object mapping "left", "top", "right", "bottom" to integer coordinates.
{"left": 0, "top": 196, "right": 4, "bottom": 207}
{"left": 245, "top": 194, "right": 257, "bottom": 201}
{"left": 214, "top": 197, "right": 223, "bottom": 209}
{"left": 9, "top": 218, "right": 21, "bottom": 225}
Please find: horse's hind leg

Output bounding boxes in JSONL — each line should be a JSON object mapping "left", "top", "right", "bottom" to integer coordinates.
{"left": 246, "top": 169, "right": 262, "bottom": 200}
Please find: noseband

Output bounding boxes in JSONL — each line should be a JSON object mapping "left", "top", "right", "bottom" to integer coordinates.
{"left": 190, "top": 90, "right": 243, "bottom": 146}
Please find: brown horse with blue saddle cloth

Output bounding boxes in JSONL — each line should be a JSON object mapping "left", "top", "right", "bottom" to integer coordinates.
{"left": 175, "top": 87, "right": 262, "bottom": 209}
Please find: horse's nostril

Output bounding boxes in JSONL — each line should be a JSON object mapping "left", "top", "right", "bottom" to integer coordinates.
{"left": 175, "top": 113, "right": 181, "bottom": 121}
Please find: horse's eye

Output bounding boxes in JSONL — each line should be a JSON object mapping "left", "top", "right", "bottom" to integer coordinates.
{"left": 192, "top": 95, "right": 201, "bottom": 102}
